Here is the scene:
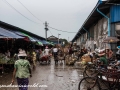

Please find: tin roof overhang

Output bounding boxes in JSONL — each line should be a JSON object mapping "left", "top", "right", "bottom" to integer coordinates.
{"left": 0, "top": 21, "right": 46, "bottom": 40}
{"left": 106, "top": 0, "right": 120, "bottom": 4}
{"left": 72, "top": 1, "right": 111, "bottom": 42}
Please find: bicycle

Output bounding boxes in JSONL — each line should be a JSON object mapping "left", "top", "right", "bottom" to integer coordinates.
{"left": 83, "top": 58, "right": 117, "bottom": 78}
{"left": 78, "top": 68, "right": 120, "bottom": 90}
{"left": 83, "top": 59, "right": 101, "bottom": 78}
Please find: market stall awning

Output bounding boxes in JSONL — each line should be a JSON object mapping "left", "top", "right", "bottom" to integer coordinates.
{"left": 0, "top": 27, "right": 24, "bottom": 39}
{"left": 13, "top": 31, "right": 36, "bottom": 42}
{"left": 32, "top": 37, "right": 43, "bottom": 46}
{"left": 21, "top": 32, "right": 36, "bottom": 42}
{"left": 47, "top": 41, "right": 55, "bottom": 46}
{"left": 0, "top": 35, "right": 8, "bottom": 38}
{"left": 37, "top": 41, "right": 43, "bottom": 46}
{"left": 40, "top": 40, "right": 49, "bottom": 45}
{"left": 39, "top": 40, "right": 55, "bottom": 45}
{"left": 13, "top": 31, "right": 44, "bottom": 45}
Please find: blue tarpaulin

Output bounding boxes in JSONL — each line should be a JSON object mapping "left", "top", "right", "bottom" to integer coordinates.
{"left": 0, "top": 34, "right": 8, "bottom": 38}
{"left": 40, "top": 40, "right": 49, "bottom": 44}
{"left": 0, "top": 27, "right": 24, "bottom": 38}
{"left": 11, "top": 30, "right": 52, "bottom": 45}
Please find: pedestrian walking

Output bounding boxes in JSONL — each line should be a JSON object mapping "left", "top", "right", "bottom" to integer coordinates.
{"left": 32, "top": 49, "right": 36, "bottom": 69}
{"left": 11, "top": 49, "right": 32, "bottom": 90}
{"left": 53, "top": 45, "right": 58, "bottom": 64}
{"left": 44, "top": 46, "right": 49, "bottom": 56}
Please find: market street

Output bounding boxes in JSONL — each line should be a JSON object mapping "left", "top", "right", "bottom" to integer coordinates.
{"left": 0, "top": 58, "right": 83, "bottom": 90}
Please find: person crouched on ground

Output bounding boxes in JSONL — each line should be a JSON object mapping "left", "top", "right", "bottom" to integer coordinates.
{"left": 105, "top": 47, "right": 113, "bottom": 60}
{"left": 11, "top": 49, "right": 32, "bottom": 90}
{"left": 97, "top": 49, "right": 108, "bottom": 69}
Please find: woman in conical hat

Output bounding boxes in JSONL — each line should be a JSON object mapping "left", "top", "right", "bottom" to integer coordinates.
{"left": 11, "top": 49, "right": 32, "bottom": 90}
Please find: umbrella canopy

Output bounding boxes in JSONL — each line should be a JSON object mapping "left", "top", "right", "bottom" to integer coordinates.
{"left": 103, "top": 36, "right": 119, "bottom": 43}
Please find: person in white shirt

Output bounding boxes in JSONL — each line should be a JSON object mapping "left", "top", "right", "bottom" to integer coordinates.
{"left": 44, "top": 46, "right": 49, "bottom": 56}
{"left": 53, "top": 47, "right": 58, "bottom": 53}
{"left": 53, "top": 46, "right": 58, "bottom": 64}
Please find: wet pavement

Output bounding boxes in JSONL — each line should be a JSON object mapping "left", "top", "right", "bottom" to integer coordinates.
{"left": 0, "top": 58, "right": 84, "bottom": 90}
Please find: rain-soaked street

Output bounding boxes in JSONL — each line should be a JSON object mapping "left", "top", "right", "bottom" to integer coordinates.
{"left": 0, "top": 58, "right": 84, "bottom": 90}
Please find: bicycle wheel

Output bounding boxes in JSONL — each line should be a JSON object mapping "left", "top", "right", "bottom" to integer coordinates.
{"left": 83, "top": 64, "right": 98, "bottom": 77}
{"left": 78, "top": 77, "right": 100, "bottom": 90}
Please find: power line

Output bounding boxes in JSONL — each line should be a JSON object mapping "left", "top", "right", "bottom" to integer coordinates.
{"left": 2, "top": 0, "right": 40, "bottom": 25}
{"left": 48, "top": 26, "right": 77, "bottom": 33}
{"left": 17, "top": 0, "right": 44, "bottom": 23}
{"left": 2, "top": 0, "right": 77, "bottom": 34}
{"left": 16, "top": 0, "right": 75, "bottom": 34}
{"left": 49, "top": 29, "right": 53, "bottom": 35}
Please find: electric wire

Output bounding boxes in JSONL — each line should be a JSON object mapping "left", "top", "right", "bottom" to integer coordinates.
{"left": 48, "top": 26, "right": 77, "bottom": 33}
{"left": 49, "top": 30, "right": 53, "bottom": 35}
{"left": 17, "top": 0, "right": 44, "bottom": 23}
{"left": 2, "top": 0, "right": 77, "bottom": 34}
{"left": 17, "top": 0, "right": 75, "bottom": 34}
{"left": 16, "top": 0, "right": 74, "bottom": 34}
{"left": 2, "top": 0, "right": 40, "bottom": 25}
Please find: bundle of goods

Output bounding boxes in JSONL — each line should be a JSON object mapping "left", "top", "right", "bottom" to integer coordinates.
{"left": 65, "top": 55, "right": 77, "bottom": 65}
{"left": 65, "top": 55, "right": 69, "bottom": 65}
{"left": 80, "top": 54, "right": 91, "bottom": 65}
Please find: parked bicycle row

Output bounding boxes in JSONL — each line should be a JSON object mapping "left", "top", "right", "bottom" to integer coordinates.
{"left": 77, "top": 46, "right": 120, "bottom": 90}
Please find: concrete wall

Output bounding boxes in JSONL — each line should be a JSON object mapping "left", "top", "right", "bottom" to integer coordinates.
{"left": 92, "top": 16, "right": 108, "bottom": 49}
{"left": 75, "top": 13, "right": 112, "bottom": 50}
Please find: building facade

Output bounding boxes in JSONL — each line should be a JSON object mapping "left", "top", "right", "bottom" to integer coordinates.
{"left": 47, "top": 35, "right": 63, "bottom": 45}
{"left": 72, "top": 0, "right": 120, "bottom": 52}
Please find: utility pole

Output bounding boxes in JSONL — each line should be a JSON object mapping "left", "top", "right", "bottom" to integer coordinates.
{"left": 44, "top": 21, "right": 48, "bottom": 40}
{"left": 58, "top": 34, "right": 60, "bottom": 44}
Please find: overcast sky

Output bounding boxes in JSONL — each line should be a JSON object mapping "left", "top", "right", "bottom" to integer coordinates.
{"left": 0, "top": 0, "right": 98, "bottom": 41}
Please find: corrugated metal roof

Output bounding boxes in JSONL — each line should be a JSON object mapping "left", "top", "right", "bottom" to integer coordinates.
{"left": 106, "top": 0, "right": 120, "bottom": 4}
{"left": 0, "top": 21, "right": 46, "bottom": 40}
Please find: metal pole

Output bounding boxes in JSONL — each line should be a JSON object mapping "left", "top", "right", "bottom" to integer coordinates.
{"left": 58, "top": 34, "right": 59, "bottom": 44}
{"left": 58, "top": 34, "right": 61, "bottom": 44}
